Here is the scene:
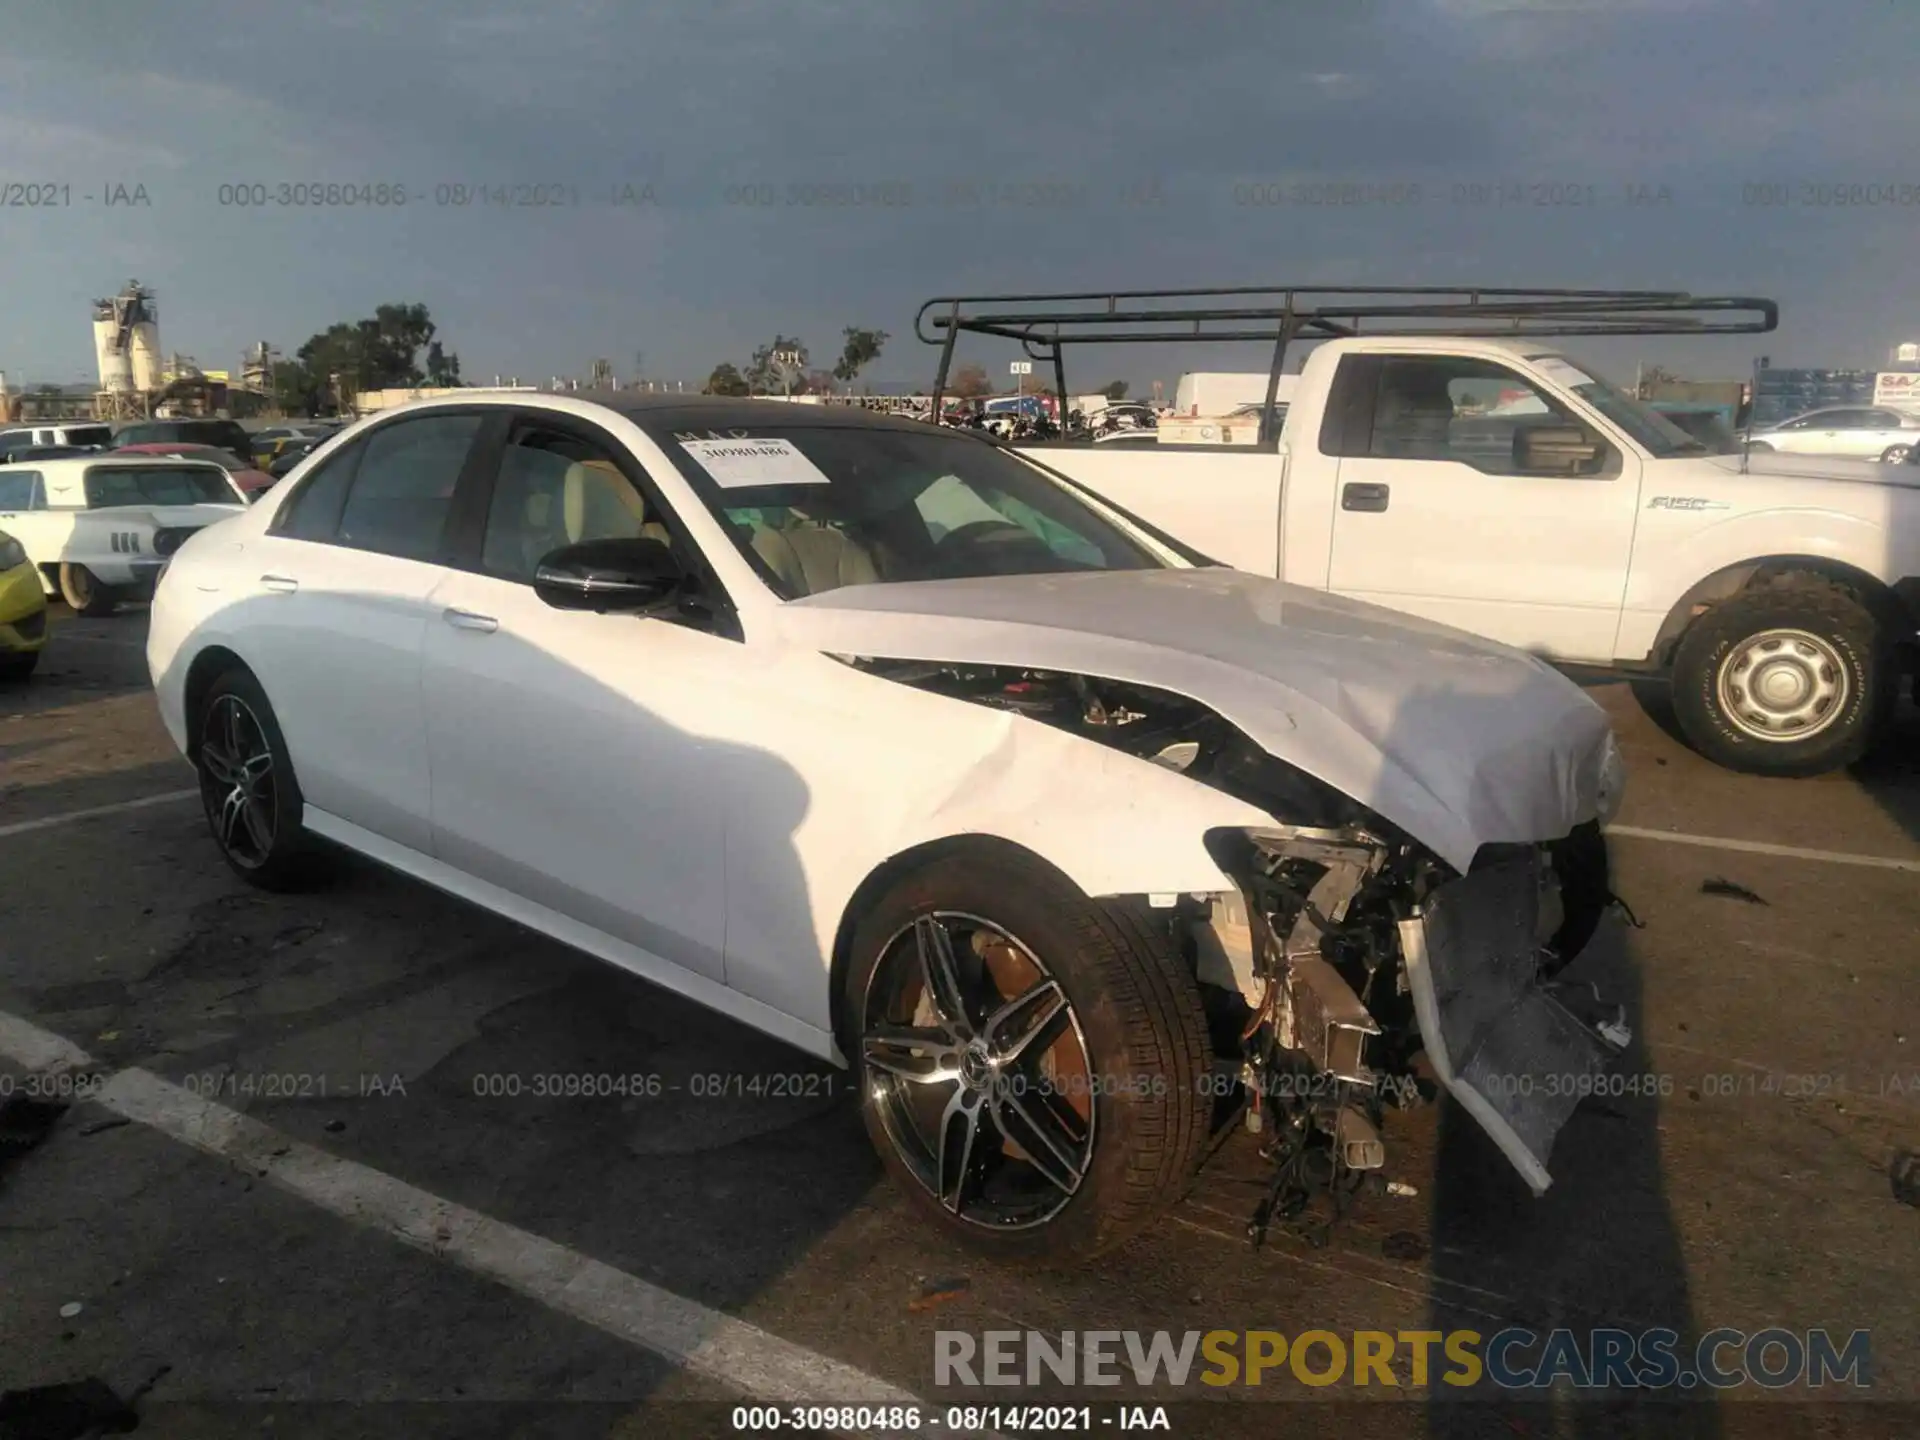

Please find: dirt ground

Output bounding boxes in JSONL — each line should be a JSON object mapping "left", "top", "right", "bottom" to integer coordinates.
{"left": 1, "top": 603, "right": 1916, "bottom": 1439}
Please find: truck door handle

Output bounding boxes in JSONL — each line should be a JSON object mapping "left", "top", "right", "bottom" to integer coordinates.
{"left": 260, "top": 574, "right": 299, "bottom": 593}
{"left": 1341, "top": 482, "right": 1390, "bottom": 512}
{"left": 442, "top": 607, "right": 499, "bottom": 633}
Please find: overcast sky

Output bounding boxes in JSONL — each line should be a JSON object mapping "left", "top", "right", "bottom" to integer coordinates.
{"left": 1, "top": 0, "right": 1916, "bottom": 396}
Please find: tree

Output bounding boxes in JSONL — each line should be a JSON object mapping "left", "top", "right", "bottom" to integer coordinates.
{"left": 425, "top": 341, "right": 462, "bottom": 387}
{"left": 703, "top": 362, "right": 749, "bottom": 396}
{"left": 947, "top": 363, "right": 992, "bottom": 398}
{"left": 832, "top": 327, "right": 889, "bottom": 387}
{"left": 1101, "top": 380, "right": 1129, "bottom": 400}
{"left": 746, "top": 334, "right": 808, "bottom": 395}
{"left": 271, "top": 302, "right": 460, "bottom": 414}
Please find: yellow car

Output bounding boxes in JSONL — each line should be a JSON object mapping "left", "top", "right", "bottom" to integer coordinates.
{"left": 0, "top": 527, "right": 49, "bottom": 680}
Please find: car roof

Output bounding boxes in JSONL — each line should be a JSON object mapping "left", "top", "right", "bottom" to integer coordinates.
{"left": 363, "top": 390, "right": 942, "bottom": 436}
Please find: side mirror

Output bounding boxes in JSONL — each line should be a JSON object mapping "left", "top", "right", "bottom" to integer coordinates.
{"left": 1515, "top": 424, "right": 1601, "bottom": 474}
{"left": 533, "top": 536, "right": 685, "bottom": 613}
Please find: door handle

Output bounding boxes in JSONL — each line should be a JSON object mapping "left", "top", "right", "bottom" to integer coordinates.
{"left": 442, "top": 607, "right": 499, "bottom": 633}
{"left": 260, "top": 574, "right": 298, "bottom": 593}
{"left": 1341, "top": 482, "right": 1390, "bottom": 513}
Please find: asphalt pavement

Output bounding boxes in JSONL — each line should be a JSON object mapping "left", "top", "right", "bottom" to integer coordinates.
{"left": 1, "top": 604, "right": 1916, "bottom": 1439}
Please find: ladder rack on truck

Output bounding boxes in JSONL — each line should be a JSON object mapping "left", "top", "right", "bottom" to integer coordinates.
{"left": 915, "top": 286, "right": 1778, "bottom": 449}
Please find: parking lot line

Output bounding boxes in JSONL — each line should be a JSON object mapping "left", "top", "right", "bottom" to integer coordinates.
{"left": 0, "top": 789, "right": 198, "bottom": 839}
{"left": 1607, "top": 824, "right": 1920, "bottom": 874}
{"left": 0, "top": 1008, "right": 1002, "bottom": 1440}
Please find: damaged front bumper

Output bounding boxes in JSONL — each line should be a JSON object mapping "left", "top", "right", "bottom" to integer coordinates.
{"left": 1400, "top": 852, "right": 1629, "bottom": 1194}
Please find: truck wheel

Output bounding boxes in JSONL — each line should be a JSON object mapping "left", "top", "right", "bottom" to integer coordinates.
{"left": 58, "top": 564, "right": 118, "bottom": 617}
{"left": 1669, "top": 577, "right": 1894, "bottom": 777}
{"left": 845, "top": 847, "right": 1212, "bottom": 1265}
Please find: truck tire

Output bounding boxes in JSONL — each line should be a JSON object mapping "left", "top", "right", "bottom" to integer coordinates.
{"left": 58, "top": 564, "right": 118, "bottom": 617}
{"left": 1669, "top": 576, "right": 1894, "bottom": 777}
{"left": 844, "top": 846, "right": 1213, "bottom": 1265}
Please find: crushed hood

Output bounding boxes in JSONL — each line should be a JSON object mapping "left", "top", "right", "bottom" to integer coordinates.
{"left": 778, "top": 568, "right": 1616, "bottom": 872}
{"left": 1704, "top": 451, "right": 1920, "bottom": 488}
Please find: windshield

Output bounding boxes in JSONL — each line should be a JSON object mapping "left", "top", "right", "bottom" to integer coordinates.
{"left": 85, "top": 465, "right": 236, "bottom": 507}
{"left": 646, "top": 422, "right": 1167, "bottom": 599}
{"left": 1525, "top": 353, "right": 1707, "bottom": 458}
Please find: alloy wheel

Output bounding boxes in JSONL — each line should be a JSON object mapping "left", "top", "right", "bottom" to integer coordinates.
{"left": 199, "top": 693, "right": 278, "bottom": 867}
{"left": 860, "top": 912, "right": 1096, "bottom": 1230}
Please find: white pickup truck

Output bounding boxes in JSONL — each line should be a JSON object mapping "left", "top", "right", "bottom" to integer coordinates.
{"left": 919, "top": 287, "right": 1920, "bottom": 777}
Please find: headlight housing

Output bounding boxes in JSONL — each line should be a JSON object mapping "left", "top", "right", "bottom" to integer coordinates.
{"left": 0, "top": 535, "right": 26, "bottom": 572}
{"left": 1594, "top": 731, "right": 1627, "bottom": 828}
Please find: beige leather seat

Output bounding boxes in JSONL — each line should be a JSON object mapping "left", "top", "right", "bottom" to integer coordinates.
{"left": 749, "top": 520, "right": 878, "bottom": 596}
{"left": 561, "top": 460, "right": 674, "bottom": 546}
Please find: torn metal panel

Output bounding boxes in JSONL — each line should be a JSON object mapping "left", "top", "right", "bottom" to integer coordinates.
{"left": 779, "top": 567, "right": 1620, "bottom": 873}
{"left": 1398, "top": 855, "right": 1621, "bottom": 1194}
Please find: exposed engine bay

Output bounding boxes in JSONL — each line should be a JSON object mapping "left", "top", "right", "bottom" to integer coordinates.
{"left": 857, "top": 658, "right": 1634, "bottom": 1244}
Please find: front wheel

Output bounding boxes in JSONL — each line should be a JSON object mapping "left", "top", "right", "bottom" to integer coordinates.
{"left": 1669, "top": 578, "right": 1894, "bottom": 776}
{"left": 845, "top": 848, "right": 1213, "bottom": 1264}
{"left": 58, "top": 564, "right": 118, "bottom": 617}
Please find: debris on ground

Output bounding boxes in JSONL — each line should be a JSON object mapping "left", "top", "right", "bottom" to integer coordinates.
{"left": 57, "top": 1303, "right": 81, "bottom": 1320}
{"left": 1700, "top": 877, "right": 1768, "bottom": 905}
{"left": 1892, "top": 1150, "right": 1920, "bottom": 1209}
{"left": 77, "top": 1118, "right": 129, "bottom": 1138}
{"left": 1382, "top": 1231, "right": 1428, "bottom": 1262}
{"left": 908, "top": 1277, "right": 971, "bottom": 1312}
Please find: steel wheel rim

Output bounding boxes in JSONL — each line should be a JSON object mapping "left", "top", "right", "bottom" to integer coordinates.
{"left": 860, "top": 911, "right": 1096, "bottom": 1231}
{"left": 1885, "top": 445, "right": 1912, "bottom": 463}
{"left": 199, "top": 694, "right": 278, "bottom": 866}
{"left": 1715, "top": 628, "right": 1850, "bottom": 742}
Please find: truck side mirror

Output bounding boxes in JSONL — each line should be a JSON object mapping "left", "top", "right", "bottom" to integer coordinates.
{"left": 1514, "top": 424, "right": 1601, "bottom": 475}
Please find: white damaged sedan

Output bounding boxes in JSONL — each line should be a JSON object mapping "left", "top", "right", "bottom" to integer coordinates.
{"left": 148, "top": 394, "right": 1630, "bottom": 1261}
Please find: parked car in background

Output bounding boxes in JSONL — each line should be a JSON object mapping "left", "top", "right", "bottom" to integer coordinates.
{"left": 146, "top": 392, "right": 1630, "bottom": 1261}
{"left": 0, "top": 455, "right": 246, "bottom": 614}
{"left": 0, "top": 444, "right": 109, "bottom": 464}
{"left": 0, "top": 423, "right": 114, "bottom": 461}
{"left": 0, "top": 526, "right": 50, "bottom": 680}
{"left": 265, "top": 440, "right": 320, "bottom": 479}
{"left": 113, "top": 417, "right": 255, "bottom": 465}
{"left": 1743, "top": 405, "right": 1920, "bottom": 463}
{"left": 116, "top": 441, "right": 276, "bottom": 497}
{"left": 248, "top": 424, "right": 333, "bottom": 465}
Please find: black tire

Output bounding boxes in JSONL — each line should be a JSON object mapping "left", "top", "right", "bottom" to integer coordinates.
{"left": 1669, "top": 577, "right": 1895, "bottom": 777}
{"left": 0, "top": 649, "right": 38, "bottom": 682}
{"left": 58, "top": 564, "right": 118, "bottom": 617}
{"left": 194, "top": 666, "right": 318, "bottom": 890}
{"left": 1880, "top": 444, "right": 1912, "bottom": 464}
{"left": 844, "top": 847, "right": 1213, "bottom": 1264}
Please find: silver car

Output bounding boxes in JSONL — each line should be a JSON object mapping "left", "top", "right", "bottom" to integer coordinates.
{"left": 1744, "top": 405, "right": 1920, "bottom": 462}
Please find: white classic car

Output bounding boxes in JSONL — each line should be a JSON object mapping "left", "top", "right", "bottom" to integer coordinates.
{"left": 148, "top": 394, "right": 1631, "bottom": 1261}
{"left": 0, "top": 455, "right": 247, "bottom": 614}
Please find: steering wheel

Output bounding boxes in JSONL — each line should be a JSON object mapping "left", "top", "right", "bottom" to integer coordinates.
{"left": 935, "top": 519, "right": 1034, "bottom": 550}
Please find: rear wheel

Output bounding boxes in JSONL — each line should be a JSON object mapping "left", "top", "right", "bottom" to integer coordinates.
{"left": 195, "top": 667, "right": 318, "bottom": 890}
{"left": 1880, "top": 444, "right": 1912, "bottom": 464}
{"left": 845, "top": 848, "right": 1213, "bottom": 1264}
{"left": 1669, "top": 577, "right": 1894, "bottom": 776}
{"left": 58, "top": 564, "right": 118, "bottom": 617}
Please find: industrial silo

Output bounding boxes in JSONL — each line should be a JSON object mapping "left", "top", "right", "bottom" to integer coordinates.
{"left": 92, "top": 300, "right": 135, "bottom": 394}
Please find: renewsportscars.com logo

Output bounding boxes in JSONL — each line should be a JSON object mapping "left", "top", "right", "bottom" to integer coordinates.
{"left": 934, "top": 1327, "right": 1872, "bottom": 1392}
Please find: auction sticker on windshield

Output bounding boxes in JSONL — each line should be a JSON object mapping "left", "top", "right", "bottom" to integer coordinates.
{"left": 678, "top": 437, "right": 833, "bottom": 488}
